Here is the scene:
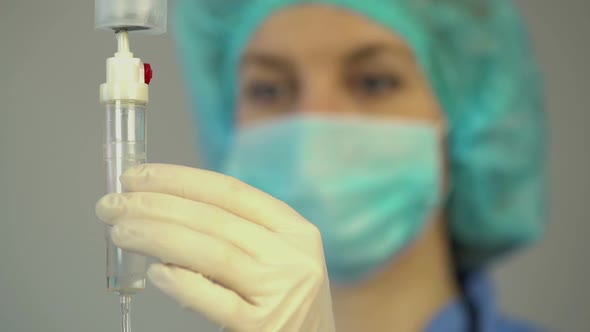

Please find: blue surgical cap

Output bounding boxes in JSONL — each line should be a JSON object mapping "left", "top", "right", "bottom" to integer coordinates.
{"left": 172, "top": 0, "right": 547, "bottom": 269}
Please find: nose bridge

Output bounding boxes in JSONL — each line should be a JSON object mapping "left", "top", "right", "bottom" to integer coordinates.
{"left": 297, "top": 70, "right": 350, "bottom": 114}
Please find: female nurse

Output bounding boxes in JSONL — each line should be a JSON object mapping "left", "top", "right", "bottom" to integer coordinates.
{"left": 96, "top": 1, "right": 547, "bottom": 331}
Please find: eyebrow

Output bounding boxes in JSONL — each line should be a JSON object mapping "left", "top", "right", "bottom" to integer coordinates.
{"left": 344, "top": 42, "right": 414, "bottom": 64}
{"left": 240, "top": 54, "right": 296, "bottom": 76}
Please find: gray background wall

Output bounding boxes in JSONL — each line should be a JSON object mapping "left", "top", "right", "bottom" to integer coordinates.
{"left": 0, "top": 0, "right": 588, "bottom": 331}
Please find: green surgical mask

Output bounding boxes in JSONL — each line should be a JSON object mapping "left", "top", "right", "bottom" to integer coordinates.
{"left": 222, "top": 114, "right": 443, "bottom": 282}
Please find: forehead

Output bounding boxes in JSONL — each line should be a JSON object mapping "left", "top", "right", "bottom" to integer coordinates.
{"left": 243, "top": 4, "right": 414, "bottom": 60}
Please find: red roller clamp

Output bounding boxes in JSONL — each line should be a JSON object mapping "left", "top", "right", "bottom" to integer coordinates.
{"left": 144, "top": 63, "right": 153, "bottom": 84}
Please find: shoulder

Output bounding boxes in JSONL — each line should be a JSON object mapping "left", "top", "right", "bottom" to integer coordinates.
{"left": 462, "top": 271, "right": 546, "bottom": 332}
{"left": 492, "top": 318, "right": 546, "bottom": 332}
{"left": 426, "top": 271, "right": 547, "bottom": 332}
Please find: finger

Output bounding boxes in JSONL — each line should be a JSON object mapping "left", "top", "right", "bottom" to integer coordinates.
{"left": 96, "top": 192, "right": 278, "bottom": 259}
{"left": 120, "top": 164, "right": 303, "bottom": 231}
{"left": 147, "top": 264, "right": 255, "bottom": 330}
{"left": 111, "top": 219, "right": 262, "bottom": 295}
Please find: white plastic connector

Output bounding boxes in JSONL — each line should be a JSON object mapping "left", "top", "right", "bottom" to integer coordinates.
{"left": 100, "top": 31, "right": 149, "bottom": 104}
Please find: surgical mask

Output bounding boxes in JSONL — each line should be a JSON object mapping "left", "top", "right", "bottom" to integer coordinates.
{"left": 221, "top": 114, "right": 443, "bottom": 283}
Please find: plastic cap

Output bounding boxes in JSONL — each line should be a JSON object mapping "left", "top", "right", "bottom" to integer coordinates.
{"left": 95, "top": 0, "right": 167, "bottom": 35}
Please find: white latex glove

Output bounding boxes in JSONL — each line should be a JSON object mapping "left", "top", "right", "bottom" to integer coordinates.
{"left": 96, "top": 164, "right": 335, "bottom": 332}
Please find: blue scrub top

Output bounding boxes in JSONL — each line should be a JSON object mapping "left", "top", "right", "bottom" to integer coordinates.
{"left": 425, "top": 271, "right": 544, "bottom": 332}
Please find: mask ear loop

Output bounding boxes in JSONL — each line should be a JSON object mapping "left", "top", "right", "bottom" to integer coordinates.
{"left": 436, "top": 116, "right": 453, "bottom": 208}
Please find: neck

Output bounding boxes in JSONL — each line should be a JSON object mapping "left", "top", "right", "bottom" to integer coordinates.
{"left": 331, "top": 218, "right": 458, "bottom": 332}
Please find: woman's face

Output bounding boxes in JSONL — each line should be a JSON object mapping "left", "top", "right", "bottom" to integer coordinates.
{"left": 237, "top": 4, "right": 444, "bottom": 126}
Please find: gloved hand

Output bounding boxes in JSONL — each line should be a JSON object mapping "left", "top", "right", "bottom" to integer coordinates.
{"left": 96, "top": 163, "right": 336, "bottom": 332}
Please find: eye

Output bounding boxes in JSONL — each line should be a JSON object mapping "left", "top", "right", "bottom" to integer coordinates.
{"left": 353, "top": 73, "right": 402, "bottom": 97}
{"left": 245, "top": 81, "right": 291, "bottom": 105}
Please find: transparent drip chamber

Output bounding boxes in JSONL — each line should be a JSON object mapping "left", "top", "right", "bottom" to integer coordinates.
{"left": 96, "top": 1, "right": 167, "bottom": 330}
{"left": 104, "top": 100, "right": 147, "bottom": 294}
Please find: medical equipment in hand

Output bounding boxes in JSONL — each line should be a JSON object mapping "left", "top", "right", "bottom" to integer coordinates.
{"left": 96, "top": 164, "right": 336, "bottom": 332}
{"left": 95, "top": 0, "right": 166, "bottom": 329}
